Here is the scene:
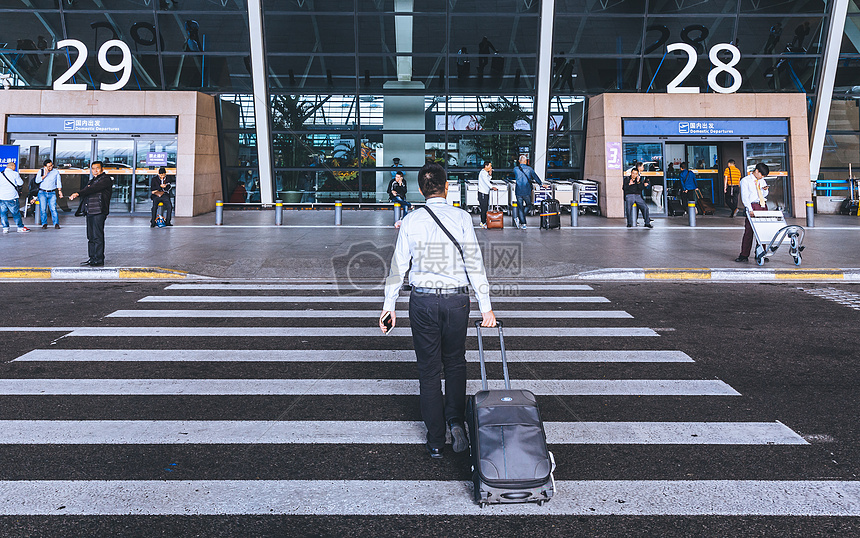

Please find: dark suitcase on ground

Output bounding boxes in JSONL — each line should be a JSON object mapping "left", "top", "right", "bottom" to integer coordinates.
{"left": 697, "top": 197, "right": 715, "bottom": 215}
{"left": 840, "top": 198, "right": 860, "bottom": 216}
{"left": 539, "top": 199, "right": 561, "bottom": 229}
{"left": 667, "top": 197, "right": 685, "bottom": 216}
{"left": 467, "top": 321, "right": 555, "bottom": 506}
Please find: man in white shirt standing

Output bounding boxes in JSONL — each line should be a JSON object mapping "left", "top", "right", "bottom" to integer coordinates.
{"left": 477, "top": 160, "right": 496, "bottom": 228}
{"left": 36, "top": 159, "right": 63, "bottom": 229}
{"left": 0, "top": 161, "right": 30, "bottom": 233}
{"left": 380, "top": 162, "right": 497, "bottom": 459}
{"left": 735, "top": 162, "right": 770, "bottom": 262}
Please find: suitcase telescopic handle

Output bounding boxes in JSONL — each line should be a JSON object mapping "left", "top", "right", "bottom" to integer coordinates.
{"left": 474, "top": 320, "right": 511, "bottom": 391}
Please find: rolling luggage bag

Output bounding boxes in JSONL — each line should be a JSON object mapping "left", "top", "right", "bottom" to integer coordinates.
{"left": 467, "top": 321, "right": 555, "bottom": 506}
{"left": 539, "top": 198, "right": 561, "bottom": 229}
{"left": 486, "top": 205, "right": 504, "bottom": 229}
{"left": 695, "top": 189, "right": 715, "bottom": 215}
{"left": 667, "top": 197, "right": 685, "bottom": 216}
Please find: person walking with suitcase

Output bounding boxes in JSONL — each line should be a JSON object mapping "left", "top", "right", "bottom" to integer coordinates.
{"left": 678, "top": 162, "right": 699, "bottom": 215}
{"left": 512, "top": 155, "right": 547, "bottom": 229}
{"left": 1, "top": 161, "right": 30, "bottom": 234}
{"left": 477, "top": 161, "right": 497, "bottom": 228}
{"left": 380, "top": 162, "right": 497, "bottom": 459}
{"left": 734, "top": 162, "right": 770, "bottom": 263}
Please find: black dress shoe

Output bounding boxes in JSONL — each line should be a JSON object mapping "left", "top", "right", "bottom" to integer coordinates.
{"left": 165, "top": 223, "right": 173, "bottom": 226}
{"left": 426, "top": 443, "right": 443, "bottom": 459}
{"left": 644, "top": 222, "right": 653, "bottom": 228}
{"left": 151, "top": 223, "right": 156, "bottom": 228}
{"left": 80, "top": 260, "right": 94, "bottom": 266}
{"left": 734, "top": 256, "right": 748, "bottom": 263}
{"left": 449, "top": 421, "right": 469, "bottom": 453}
{"left": 89, "top": 262, "right": 104, "bottom": 267}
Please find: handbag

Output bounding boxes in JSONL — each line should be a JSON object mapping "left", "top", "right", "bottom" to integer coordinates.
{"left": 1, "top": 169, "right": 22, "bottom": 196}
{"left": 486, "top": 205, "right": 504, "bottom": 229}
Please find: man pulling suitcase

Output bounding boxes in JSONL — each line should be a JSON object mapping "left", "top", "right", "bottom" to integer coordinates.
{"left": 380, "top": 162, "right": 497, "bottom": 459}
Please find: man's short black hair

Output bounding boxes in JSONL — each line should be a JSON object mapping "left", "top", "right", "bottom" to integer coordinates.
{"left": 158, "top": 167, "right": 167, "bottom": 175}
{"left": 395, "top": 170, "right": 404, "bottom": 178}
{"left": 483, "top": 161, "right": 492, "bottom": 167}
{"left": 679, "top": 162, "right": 687, "bottom": 170}
{"left": 755, "top": 162, "right": 770, "bottom": 176}
{"left": 43, "top": 159, "right": 52, "bottom": 166}
{"left": 418, "top": 162, "right": 446, "bottom": 197}
{"left": 727, "top": 159, "right": 736, "bottom": 165}
{"left": 91, "top": 161, "right": 104, "bottom": 168}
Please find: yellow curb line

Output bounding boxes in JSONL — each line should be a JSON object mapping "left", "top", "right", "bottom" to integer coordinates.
{"left": 645, "top": 269, "right": 712, "bottom": 280}
{"left": 774, "top": 270, "right": 845, "bottom": 280}
{"left": 0, "top": 268, "right": 52, "bottom": 279}
{"left": 118, "top": 269, "right": 188, "bottom": 279}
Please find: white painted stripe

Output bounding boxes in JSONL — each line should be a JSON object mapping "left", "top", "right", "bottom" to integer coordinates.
{"left": 0, "top": 379, "right": 739, "bottom": 396}
{"left": 139, "top": 295, "right": 611, "bottom": 303}
{"left": 1, "top": 480, "right": 858, "bottom": 515}
{"left": 50, "top": 268, "right": 120, "bottom": 280}
{"left": 0, "top": 420, "right": 804, "bottom": 445}
{"left": 65, "top": 327, "right": 659, "bottom": 337}
{"left": 165, "top": 284, "right": 595, "bottom": 291}
{"left": 0, "top": 327, "right": 77, "bottom": 332}
{"left": 106, "top": 309, "right": 634, "bottom": 319}
{"left": 13, "top": 349, "right": 694, "bottom": 363}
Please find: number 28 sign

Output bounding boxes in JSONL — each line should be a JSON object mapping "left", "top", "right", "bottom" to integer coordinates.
{"left": 666, "top": 42, "right": 742, "bottom": 94}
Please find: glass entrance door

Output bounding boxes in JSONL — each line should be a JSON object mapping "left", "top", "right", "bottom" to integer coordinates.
{"left": 134, "top": 138, "right": 178, "bottom": 213}
{"left": 686, "top": 144, "right": 720, "bottom": 205}
{"left": 96, "top": 139, "right": 135, "bottom": 213}
{"left": 53, "top": 139, "right": 94, "bottom": 214}
{"left": 745, "top": 141, "right": 790, "bottom": 212}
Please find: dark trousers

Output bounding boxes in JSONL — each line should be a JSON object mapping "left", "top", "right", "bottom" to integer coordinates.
{"left": 681, "top": 189, "right": 700, "bottom": 215}
{"left": 725, "top": 185, "right": 739, "bottom": 213}
{"left": 151, "top": 195, "right": 173, "bottom": 224}
{"left": 624, "top": 194, "right": 650, "bottom": 226}
{"left": 740, "top": 202, "right": 767, "bottom": 257}
{"left": 409, "top": 290, "right": 470, "bottom": 449}
{"left": 86, "top": 213, "right": 107, "bottom": 263}
{"left": 478, "top": 192, "right": 490, "bottom": 224}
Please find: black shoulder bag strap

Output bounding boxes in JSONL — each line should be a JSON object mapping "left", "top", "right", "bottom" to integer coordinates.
{"left": 422, "top": 205, "right": 471, "bottom": 285}
{"left": 1, "top": 169, "right": 21, "bottom": 194}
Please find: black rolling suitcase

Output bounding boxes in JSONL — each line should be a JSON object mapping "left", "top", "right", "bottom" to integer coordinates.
{"left": 467, "top": 321, "right": 555, "bottom": 506}
{"left": 539, "top": 198, "right": 561, "bottom": 229}
{"left": 667, "top": 197, "right": 685, "bottom": 216}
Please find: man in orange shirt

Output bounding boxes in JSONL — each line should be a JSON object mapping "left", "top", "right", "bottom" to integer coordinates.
{"left": 724, "top": 159, "right": 742, "bottom": 218}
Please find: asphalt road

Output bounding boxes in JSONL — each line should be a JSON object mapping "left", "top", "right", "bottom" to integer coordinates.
{"left": 0, "top": 280, "right": 859, "bottom": 537}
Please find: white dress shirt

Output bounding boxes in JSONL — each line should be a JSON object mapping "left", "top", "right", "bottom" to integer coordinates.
{"left": 383, "top": 197, "right": 493, "bottom": 313}
{"left": 739, "top": 173, "right": 768, "bottom": 213}
{"left": 477, "top": 169, "right": 492, "bottom": 195}
{"left": 36, "top": 168, "right": 62, "bottom": 191}
{"left": 0, "top": 168, "right": 22, "bottom": 200}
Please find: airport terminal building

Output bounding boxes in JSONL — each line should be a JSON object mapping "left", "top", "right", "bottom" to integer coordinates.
{"left": 1, "top": 0, "right": 859, "bottom": 218}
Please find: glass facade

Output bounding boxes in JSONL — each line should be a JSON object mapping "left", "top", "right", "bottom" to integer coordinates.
{"left": 0, "top": 0, "right": 839, "bottom": 205}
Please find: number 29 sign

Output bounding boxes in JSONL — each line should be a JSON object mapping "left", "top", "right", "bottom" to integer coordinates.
{"left": 53, "top": 39, "right": 132, "bottom": 91}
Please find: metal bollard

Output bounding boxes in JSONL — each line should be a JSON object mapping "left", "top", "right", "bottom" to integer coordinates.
{"left": 34, "top": 200, "right": 41, "bottom": 226}
{"left": 334, "top": 200, "right": 342, "bottom": 225}
{"left": 806, "top": 201, "right": 814, "bottom": 228}
{"left": 275, "top": 202, "right": 283, "bottom": 225}
{"left": 393, "top": 202, "right": 402, "bottom": 223}
{"left": 157, "top": 202, "right": 164, "bottom": 217}
{"left": 687, "top": 202, "right": 697, "bottom": 227}
{"left": 511, "top": 201, "right": 518, "bottom": 227}
{"left": 570, "top": 202, "right": 579, "bottom": 227}
{"left": 215, "top": 200, "right": 223, "bottom": 225}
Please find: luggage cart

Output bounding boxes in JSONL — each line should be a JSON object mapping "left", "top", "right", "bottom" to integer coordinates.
{"left": 532, "top": 183, "right": 553, "bottom": 208}
{"left": 551, "top": 180, "right": 574, "bottom": 212}
{"left": 749, "top": 210, "right": 805, "bottom": 266}
{"left": 572, "top": 179, "right": 600, "bottom": 215}
{"left": 490, "top": 180, "right": 510, "bottom": 213}
{"left": 465, "top": 181, "right": 479, "bottom": 213}
{"left": 447, "top": 180, "right": 462, "bottom": 206}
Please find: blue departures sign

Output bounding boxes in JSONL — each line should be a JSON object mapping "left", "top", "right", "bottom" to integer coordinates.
{"left": 6, "top": 116, "right": 177, "bottom": 135}
{"left": 623, "top": 119, "right": 789, "bottom": 137}
{"left": 0, "top": 145, "right": 19, "bottom": 169}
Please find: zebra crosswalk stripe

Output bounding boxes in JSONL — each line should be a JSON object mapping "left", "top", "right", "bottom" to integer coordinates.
{"left": 138, "top": 295, "right": 612, "bottom": 303}
{"left": 0, "top": 420, "right": 806, "bottom": 445}
{"left": 106, "top": 309, "right": 635, "bottom": 319}
{"left": 0, "top": 379, "right": 740, "bottom": 396}
{"left": 12, "top": 349, "right": 695, "bottom": 363}
{"left": 165, "top": 283, "right": 595, "bottom": 291}
{"left": 0, "top": 480, "right": 858, "bottom": 515}
{"left": 64, "top": 327, "right": 659, "bottom": 337}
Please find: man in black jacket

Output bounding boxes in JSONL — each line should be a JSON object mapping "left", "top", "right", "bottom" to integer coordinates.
{"left": 69, "top": 161, "right": 113, "bottom": 267}
{"left": 150, "top": 167, "right": 173, "bottom": 227}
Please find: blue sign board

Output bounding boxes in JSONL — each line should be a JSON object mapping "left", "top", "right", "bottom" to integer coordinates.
{"left": 146, "top": 152, "right": 169, "bottom": 167}
{"left": 6, "top": 116, "right": 178, "bottom": 135}
{"left": 0, "top": 145, "right": 19, "bottom": 169}
{"left": 623, "top": 119, "right": 789, "bottom": 137}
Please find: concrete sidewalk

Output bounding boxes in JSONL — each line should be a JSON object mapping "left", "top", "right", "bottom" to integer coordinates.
{"left": 1, "top": 208, "right": 858, "bottom": 280}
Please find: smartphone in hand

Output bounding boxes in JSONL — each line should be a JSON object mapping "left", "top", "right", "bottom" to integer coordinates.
{"left": 381, "top": 312, "right": 393, "bottom": 333}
